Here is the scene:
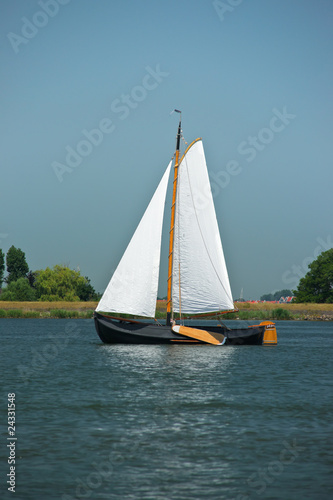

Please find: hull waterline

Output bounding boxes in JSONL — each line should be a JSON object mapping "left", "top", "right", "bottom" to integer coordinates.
{"left": 94, "top": 312, "right": 265, "bottom": 345}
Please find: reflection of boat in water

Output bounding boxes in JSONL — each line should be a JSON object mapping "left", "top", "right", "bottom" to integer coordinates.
{"left": 94, "top": 112, "right": 277, "bottom": 346}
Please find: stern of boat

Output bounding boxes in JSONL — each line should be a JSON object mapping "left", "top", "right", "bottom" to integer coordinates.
{"left": 261, "top": 321, "right": 278, "bottom": 345}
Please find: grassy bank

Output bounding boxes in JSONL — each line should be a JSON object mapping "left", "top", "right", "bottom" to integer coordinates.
{"left": 0, "top": 300, "right": 332, "bottom": 320}
{"left": 234, "top": 301, "right": 333, "bottom": 321}
{"left": 0, "top": 301, "right": 97, "bottom": 319}
{"left": 157, "top": 301, "right": 333, "bottom": 321}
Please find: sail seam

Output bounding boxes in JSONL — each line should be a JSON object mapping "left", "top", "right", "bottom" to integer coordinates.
{"left": 182, "top": 147, "right": 234, "bottom": 309}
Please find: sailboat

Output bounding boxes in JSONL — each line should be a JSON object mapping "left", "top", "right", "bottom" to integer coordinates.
{"left": 94, "top": 112, "right": 277, "bottom": 345}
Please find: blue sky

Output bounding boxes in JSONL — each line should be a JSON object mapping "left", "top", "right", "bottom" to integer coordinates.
{"left": 1, "top": 0, "right": 332, "bottom": 300}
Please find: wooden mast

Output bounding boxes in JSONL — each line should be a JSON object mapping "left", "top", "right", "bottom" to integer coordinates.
{"left": 166, "top": 111, "right": 181, "bottom": 326}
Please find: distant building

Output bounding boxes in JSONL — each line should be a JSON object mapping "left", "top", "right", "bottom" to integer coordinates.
{"left": 278, "top": 296, "right": 295, "bottom": 303}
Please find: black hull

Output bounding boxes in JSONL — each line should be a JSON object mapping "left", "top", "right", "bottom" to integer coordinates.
{"left": 94, "top": 312, "right": 265, "bottom": 345}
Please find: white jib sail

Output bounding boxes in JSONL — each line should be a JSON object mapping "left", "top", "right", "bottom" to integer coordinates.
{"left": 96, "top": 162, "right": 172, "bottom": 317}
{"left": 172, "top": 140, "right": 234, "bottom": 314}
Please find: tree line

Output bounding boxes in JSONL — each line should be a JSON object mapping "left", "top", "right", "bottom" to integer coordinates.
{"left": 294, "top": 248, "right": 333, "bottom": 303}
{"left": 0, "top": 246, "right": 100, "bottom": 301}
{"left": 1, "top": 245, "right": 332, "bottom": 303}
{"left": 260, "top": 289, "right": 293, "bottom": 302}
{"left": 260, "top": 248, "right": 333, "bottom": 304}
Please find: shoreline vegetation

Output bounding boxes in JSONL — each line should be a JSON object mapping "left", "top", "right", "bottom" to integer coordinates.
{"left": 0, "top": 301, "right": 332, "bottom": 321}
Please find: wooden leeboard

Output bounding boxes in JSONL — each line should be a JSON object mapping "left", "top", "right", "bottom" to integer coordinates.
{"left": 172, "top": 325, "right": 226, "bottom": 345}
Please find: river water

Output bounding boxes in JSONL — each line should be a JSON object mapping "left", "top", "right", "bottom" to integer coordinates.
{"left": 0, "top": 319, "right": 332, "bottom": 500}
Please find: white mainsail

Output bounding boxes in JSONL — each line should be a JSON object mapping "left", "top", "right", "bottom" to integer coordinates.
{"left": 172, "top": 140, "right": 234, "bottom": 314}
{"left": 96, "top": 162, "right": 172, "bottom": 317}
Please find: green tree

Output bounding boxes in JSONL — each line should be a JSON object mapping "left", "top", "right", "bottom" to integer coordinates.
{"left": 260, "top": 289, "right": 292, "bottom": 301}
{"left": 0, "top": 249, "right": 5, "bottom": 289}
{"left": 6, "top": 246, "right": 29, "bottom": 284}
{"left": 273, "top": 289, "right": 292, "bottom": 300}
{"left": 34, "top": 265, "right": 94, "bottom": 301}
{"left": 294, "top": 248, "right": 333, "bottom": 303}
{"left": 0, "top": 277, "right": 36, "bottom": 301}
{"left": 260, "top": 293, "right": 274, "bottom": 301}
{"left": 76, "top": 276, "right": 99, "bottom": 301}
{"left": 27, "top": 270, "right": 36, "bottom": 288}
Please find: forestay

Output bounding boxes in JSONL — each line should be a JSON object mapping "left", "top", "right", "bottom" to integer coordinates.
{"left": 96, "top": 162, "right": 172, "bottom": 317}
{"left": 172, "top": 140, "right": 234, "bottom": 314}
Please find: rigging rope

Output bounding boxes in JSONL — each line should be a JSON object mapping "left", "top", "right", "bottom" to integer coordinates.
{"left": 181, "top": 144, "right": 234, "bottom": 307}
